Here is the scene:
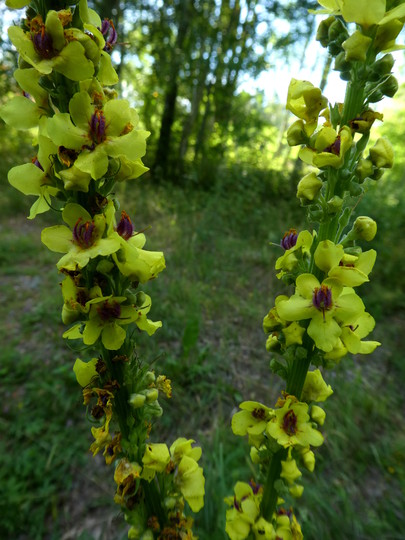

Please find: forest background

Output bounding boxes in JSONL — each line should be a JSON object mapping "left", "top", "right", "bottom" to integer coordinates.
{"left": 0, "top": 1, "right": 404, "bottom": 539}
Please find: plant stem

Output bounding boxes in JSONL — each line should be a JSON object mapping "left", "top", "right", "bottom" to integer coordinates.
{"left": 261, "top": 447, "right": 288, "bottom": 520}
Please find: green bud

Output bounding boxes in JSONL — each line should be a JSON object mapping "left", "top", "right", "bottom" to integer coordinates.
{"left": 369, "top": 138, "right": 394, "bottom": 168}
{"left": 297, "top": 172, "right": 323, "bottom": 202}
{"left": 380, "top": 75, "right": 398, "bottom": 98}
{"left": 135, "top": 291, "right": 147, "bottom": 306}
{"left": 356, "top": 158, "right": 374, "bottom": 182}
{"left": 328, "top": 18, "right": 348, "bottom": 43}
{"left": 372, "top": 54, "right": 395, "bottom": 77}
{"left": 311, "top": 405, "right": 326, "bottom": 426}
{"left": 349, "top": 182, "right": 363, "bottom": 197}
{"left": 301, "top": 447, "right": 315, "bottom": 472}
{"left": 344, "top": 246, "right": 362, "bottom": 256}
{"left": 334, "top": 51, "right": 351, "bottom": 73}
{"left": 96, "top": 259, "right": 115, "bottom": 275}
{"left": 353, "top": 216, "right": 377, "bottom": 241}
{"left": 250, "top": 447, "right": 261, "bottom": 464}
{"left": 371, "top": 168, "right": 385, "bottom": 181}
{"left": 375, "top": 19, "right": 403, "bottom": 53}
{"left": 146, "top": 401, "right": 163, "bottom": 417}
{"left": 289, "top": 484, "right": 304, "bottom": 498}
{"left": 144, "top": 371, "right": 156, "bottom": 384}
{"left": 308, "top": 207, "right": 324, "bottom": 222}
{"left": 287, "top": 119, "right": 307, "bottom": 146}
{"left": 129, "top": 393, "right": 146, "bottom": 408}
{"left": 266, "top": 333, "right": 280, "bottom": 352}
{"left": 145, "top": 388, "right": 159, "bottom": 403}
{"left": 164, "top": 497, "right": 177, "bottom": 510}
{"left": 339, "top": 70, "right": 352, "bottom": 82}
{"left": 316, "top": 16, "right": 335, "bottom": 47}
{"left": 281, "top": 458, "right": 302, "bottom": 485}
{"left": 367, "top": 88, "right": 384, "bottom": 103}
{"left": 327, "top": 196, "right": 343, "bottom": 213}
{"left": 342, "top": 31, "right": 372, "bottom": 62}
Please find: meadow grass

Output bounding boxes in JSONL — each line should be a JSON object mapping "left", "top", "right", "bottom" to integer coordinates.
{"left": 0, "top": 171, "right": 404, "bottom": 539}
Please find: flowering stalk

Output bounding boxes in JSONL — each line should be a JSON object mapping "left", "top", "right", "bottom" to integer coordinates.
{"left": 2, "top": 1, "right": 205, "bottom": 538}
{"left": 225, "top": 1, "right": 404, "bottom": 538}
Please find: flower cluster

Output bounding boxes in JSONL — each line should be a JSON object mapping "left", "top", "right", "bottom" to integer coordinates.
{"left": 226, "top": 0, "right": 403, "bottom": 536}
{"left": 2, "top": 1, "right": 204, "bottom": 537}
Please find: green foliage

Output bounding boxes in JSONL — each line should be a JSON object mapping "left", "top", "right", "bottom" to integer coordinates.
{"left": 357, "top": 84, "right": 405, "bottom": 315}
{"left": 1, "top": 170, "right": 403, "bottom": 537}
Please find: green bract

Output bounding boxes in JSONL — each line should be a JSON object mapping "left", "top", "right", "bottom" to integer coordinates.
{"left": 47, "top": 91, "right": 150, "bottom": 180}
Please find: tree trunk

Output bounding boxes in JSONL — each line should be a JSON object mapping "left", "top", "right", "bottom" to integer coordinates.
{"left": 153, "top": 1, "right": 192, "bottom": 180}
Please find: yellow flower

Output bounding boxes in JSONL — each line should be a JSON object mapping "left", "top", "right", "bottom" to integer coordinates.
{"left": 301, "top": 369, "right": 333, "bottom": 402}
{"left": 232, "top": 401, "right": 274, "bottom": 437}
{"left": 266, "top": 398, "right": 324, "bottom": 448}
{"left": 286, "top": 79, "right": 328, "bottom": 129}
{"left": 142, "top": 443, "right": 170, "bottom": 480}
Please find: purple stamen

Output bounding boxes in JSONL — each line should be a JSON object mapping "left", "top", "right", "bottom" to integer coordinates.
{"left": 282, "top": 409, "right": 298, "bottom": 436}
{"left": 100, "top": 18, "right": 117, "bottom": 51}
{"left": 281, "top": 228, "right": 298, "bottom": 250}
{"left": 312, "top": 285, "right": 333, "bottom": 312}
{"left": 32, "top": 27, "right": 54, "bottom": 59}
{"left": 97, "top": 300, "right": 121, "bottom": 322}
{"left": 248, "top": 480, "right": 261, "bottom": 495}
{"left": 73, "top": 218, "right": 96, "bottom": 248}
{"left": 89, "top": 110, "right": 107, "bottom": 144}
{"left": 32, "top": 157, "right": 44, "bottom": 171}
{"left": 325, "top": 136, "right": 341, "bottom": 156}
{"left": 116, "top": 211, "right": 134, "bottom": 240}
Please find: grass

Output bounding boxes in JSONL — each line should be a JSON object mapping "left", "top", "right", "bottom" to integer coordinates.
{"left": 0, "top": 169, "right": 404, "bottom": 539}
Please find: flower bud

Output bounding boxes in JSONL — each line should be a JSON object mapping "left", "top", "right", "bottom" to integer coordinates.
{"left": 266, "top": 333, "right": 280, "bottom": 352}
{"left": 316, "top": 16, "right": 335, "bottom": 47}
{"left": 311, "top": 405, "right": 326, "bottom": 426}
{"left": 328, "top": 17, "right": 348, "bottom": 42}
{"left": 372, "top": 53, "right": 395, "bottom": 77}
{"left": 353, "top": 216, "right": 377, "bottom": 241}
{"left": 302, "top": 369, "right": 333, "bottom": 402}
{"left": 135, "top": 291, "right": 147, "bottom": 306}
{"left": 164, "top": 497, "right": 177, "bottom": 510}
{"left": 375, "top": 19, "right": 403, "bottom": 53}
{"left": 380, "top": 75, "right": 398, "bottom": 98}
{"left": 128, "top": 526, "right": 143, "bottom": 540}
{"left": 369, "top": 138, "right": 394, "bottom": 168}
{"left": 356, "top": 158, "right": 374, "bottom": 182}
{"left": 129, "top": 393, "right": 146, "bottom": 408}
{"left": 145, "top": 388, "right": 159, "bottom": 403}
{"left": 296, "top": 172, "right": 323, "bottom": 201}
{"left": 250, "top": 446, "right": 261, "bottom": 464}
{"left": 144, "top": 371, "right": 156, "bottom": 384}
{"left": 281, "top": 458, "right": 302, "bottom": 484}
{"left": 146, "top": 401, "right": 163, "bottom": 417}
{"left": 334, "top": 51, "right": 351, "bottom": 73}
{"left": 287, "top": 119, "right": 307, "bottom": 146}
{"left": 327, "top": 196, "right": 343, "bottom": 213}
{"left": 289, "top": 484, "right": 304, "bottom": 498}
{"left": 342, "top": 31, "right": 372, "bottom": 62}
{"left": 301, "top": 447, "right": 315, "bottom": 472}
